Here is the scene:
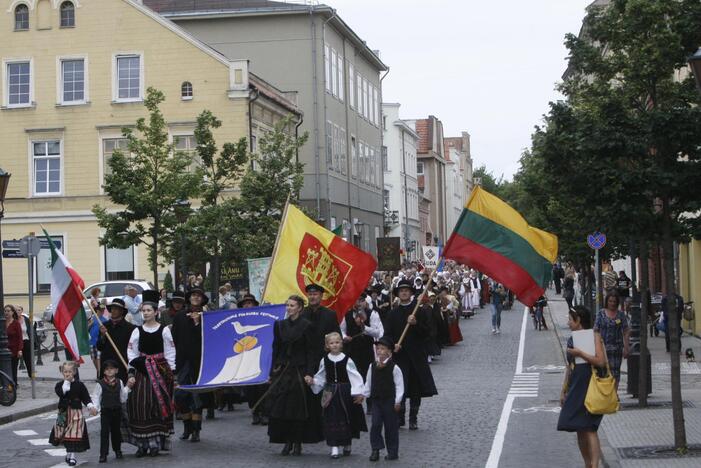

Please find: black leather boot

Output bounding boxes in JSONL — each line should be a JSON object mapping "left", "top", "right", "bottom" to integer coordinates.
{"left": 280, "top": 442, "right": 292, "bottom": 456}
{"left": 190, "top": 419, "right": 201, "bottom": 442}
{"left": 180, "top": 419, "right": 192, "bottom": 440}
{"left": 292, "top": 443, "right": 302, "bottom": 456}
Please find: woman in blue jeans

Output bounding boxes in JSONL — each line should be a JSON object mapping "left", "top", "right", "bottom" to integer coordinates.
{"left": 490, "top": 282, "right": 506, "bottom": 334}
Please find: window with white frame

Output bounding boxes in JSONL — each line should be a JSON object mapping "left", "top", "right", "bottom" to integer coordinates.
{"left": 37, "top": 235, "right": 63, "bottom": 292}
{"left": 324, "top": 44, "right": 331, "bottom": 92}
{"left": 6, "top": 61, "right": 31, "bottom": 107}
{"left": 372, "top": 87, "right": 379, "bottom": 125}
{"left": 356, "top": 72, "right": 363, "bottom": 116}
{"left": 417, "top": 161, "right": 424, "bottom": 175}
{"left": 333, "top": 124, "right": 340, "bottom": 172}
{"left": 336, "top": 53, "right": 344, "bottom": 101}
{"left": 348, "top": 63, "right": 355, "bottom": 109}
{"left": 33, "top": 140, "right": 62, "bottom": 195}
{"left": 102, "top": 138, "right": 128, "bottom": 181}
{"left": 331, "top": 49, "right": 338, "bottom": 97}
{"left": 14, "top": 4, "right": 29, "bottom": 30}
{"left": 339, "top": 128, "right": 347, "bottom": 175}
{"left": 181, "top": 81, "right": 193, "bottom": 100}
{"left": 115, "top": 54, "right": 142, "bottom": 101}
{"left": 365, "top": 81, "right": 371, "bottom": 120}
{"left": 351, "top": 136, "right": 357, "bottom": 179}
{"left": 60, "top": 1, "right": 75, "bottom": 28}
{"left": 105, "top": 246, "right": 135, "bottom": 281}
{"left": 358, "top": 141, "right": 365, "bottom": 183}
{"left": 174, "top": 134, "right": 200, "bottom": 171}
{"left": 325, "top": 121, "right": 333, "bottom": 165}
{"left": 61, "top": 58, "right": 85, "bottom": 103}
{"left": 382, "top": 146, "right": 388, "bottom": 171}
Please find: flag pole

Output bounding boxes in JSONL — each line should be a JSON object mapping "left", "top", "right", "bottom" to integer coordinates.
{"left": 260, "top": 194, "right": 291, "bottom": 302}
{"left": 396, "top": 256, "right": 443, "bottom": 347}
{"left": 84, "top": 294, "right": 129, "bottom": 371}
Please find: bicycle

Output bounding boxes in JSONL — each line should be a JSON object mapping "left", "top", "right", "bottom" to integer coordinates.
{"left": 0, "top": 369, "right": 17, "bottom": 406}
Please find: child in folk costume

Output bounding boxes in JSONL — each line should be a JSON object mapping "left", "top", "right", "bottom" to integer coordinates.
{"left": 92, "top": 360, "right": 132, "bottom": 463}
{"left": 311, "top": 332, "right": 368, "bottom": 459}
{"left": 49, "top": 361, "right": 98, "bottom": 466}
{"left": 363, "top": 336, "right": 404, "bottom": 462}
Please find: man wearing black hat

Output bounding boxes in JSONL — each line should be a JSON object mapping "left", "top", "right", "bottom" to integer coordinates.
{"left": 384, "top": 279, "right": 437, "bottom": 430}
{"left": 97, "top": 299, "right": 135, "bottom": 383}
{"left": 301, "top": 283, "right": 341, "bottom": 368}
{"left": 171, "top": 287, "right": 210, "bottom": 442}
{"left": 160, "top": 291, "right": 185, "bottom": 328}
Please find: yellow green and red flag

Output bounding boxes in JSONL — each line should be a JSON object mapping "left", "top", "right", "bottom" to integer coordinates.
{"left": 262, "top": 204, "right": 377, "bottom": 321}
{"left": 442, "top": 186, "right": 558, "bottom": 307}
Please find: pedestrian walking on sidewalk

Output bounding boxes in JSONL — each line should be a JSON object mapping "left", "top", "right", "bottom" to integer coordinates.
{"left": 557, "top": 306, "right": 606, "bottom": 468}
{"left": 593, "top": 293, "right": 630, "bottom": 390}
{"left": 4, "top": 305, "right": 23, "bottom": 388}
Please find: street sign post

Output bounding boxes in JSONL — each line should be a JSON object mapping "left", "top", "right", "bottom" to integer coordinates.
{"left": 587, "top": 232, "right": 606, "bottom": 310}
{"left": 22, "top": 235, "right": 40, "bottom": 399}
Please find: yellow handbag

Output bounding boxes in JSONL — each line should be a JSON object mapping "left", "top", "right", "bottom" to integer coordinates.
{"left": 584, "top": 342, "right": 619, "bottom": 415}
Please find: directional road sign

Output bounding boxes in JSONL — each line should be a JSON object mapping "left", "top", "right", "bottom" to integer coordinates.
{"left": 587, "top": 232, "right": 606, "bottom": 250}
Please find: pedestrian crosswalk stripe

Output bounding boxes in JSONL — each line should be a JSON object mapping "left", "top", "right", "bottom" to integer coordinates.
{"left": 44, "top": 448, "right": 66, "bottom": 457}
{"left": 27, "top": 439, "right": 50, "bottom": 446}
{"left": 13, "top": 430, "right": 38, "bottom": 436}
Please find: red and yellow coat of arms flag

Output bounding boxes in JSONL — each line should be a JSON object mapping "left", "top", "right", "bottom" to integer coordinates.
{"left": 262, "top": 204, "right": 377, "bottom": 322}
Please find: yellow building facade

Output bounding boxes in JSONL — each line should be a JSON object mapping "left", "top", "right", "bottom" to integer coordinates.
{"left": 0, "top": 0, "right": 299, "bottom": 311}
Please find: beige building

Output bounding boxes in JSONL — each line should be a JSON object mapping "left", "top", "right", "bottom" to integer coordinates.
{"left": 0, "top": 0, "right": 299, "bottom": 311}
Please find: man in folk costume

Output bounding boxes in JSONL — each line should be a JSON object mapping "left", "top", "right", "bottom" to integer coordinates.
{"left": 239, "top": 294, "right": 270, "bottom": 425}
{"left": 171, "top": 286, "right": 209, "bottom": 442}
{"left": 299, "top": 283, "right": 340, "bottom": 445}
{"left": 369, "top": 285, "right": 391, "bottom": 331}
{"left": 97, "top": 298, "right": 135, "bottom": 384}
{"left": 466, "top": 270, "right": 482, "bottom": 313}
{"left": 159, "top": 291, "right": 186, "bottom": 328}
{"left": 341, "top": 293, "right": 384, "bottom": 413}
{"left": 384, "top": 279, "right": 437, "bottom": 430}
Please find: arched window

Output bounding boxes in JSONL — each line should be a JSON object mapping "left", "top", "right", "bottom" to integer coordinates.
{"left": 14, "top": 4, "right": 29, "bottom": 30}
{"left": 60, "top": 1, "right": 75, "bottom": 27}
{"left": 181, "top": 81, "right": 193, "bottom": 100}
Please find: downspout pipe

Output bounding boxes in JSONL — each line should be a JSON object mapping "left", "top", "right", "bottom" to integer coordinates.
{"left": 379, "top": 68, "right": 390, "bottom": 248}
{"left": 248, "top": 87, "right": 260, "bottom": 155}
{"left": 321, "top": 9, "right": 338, "bottom": 226}
{"left": 310, "top": 8, "right": 322, "bottom": 219}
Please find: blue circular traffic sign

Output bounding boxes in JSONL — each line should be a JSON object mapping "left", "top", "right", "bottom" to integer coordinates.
{"left": 587, "top": 232, "right": 606, "bottom": 250}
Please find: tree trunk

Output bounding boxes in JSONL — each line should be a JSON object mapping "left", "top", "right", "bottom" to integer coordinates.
{"left": 662, "top": 197, "right": 686, "bottom": 450}
{"left": 152, "top": 228, "right": 159, "bottom": 289}
{"left": 638, "top": 240, "right": 649, "bottom": 407}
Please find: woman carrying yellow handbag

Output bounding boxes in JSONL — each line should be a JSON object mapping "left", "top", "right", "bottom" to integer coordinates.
{"left": 557, "top": 306, "right": 608, "bottom": 468}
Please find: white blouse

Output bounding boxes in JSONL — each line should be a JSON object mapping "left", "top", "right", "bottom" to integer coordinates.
{"left": 340, "top": 310, "right": 384, "bottom": 340}
{"left": 311, "top": 352, "right": 365, "bottom": 396}
{"left": 127, "top": 323, "right": 176, "bottom": 370}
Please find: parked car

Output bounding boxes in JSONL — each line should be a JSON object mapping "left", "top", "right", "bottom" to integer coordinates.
{"left": 43, "top": 279, "right": 155, "bottom": 322}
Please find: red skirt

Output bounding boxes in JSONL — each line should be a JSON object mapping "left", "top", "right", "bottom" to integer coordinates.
{"left": 448, "top": 320, "right": 463, "bottom": 344}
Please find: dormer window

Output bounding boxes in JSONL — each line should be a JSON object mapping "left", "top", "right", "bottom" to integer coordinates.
{"left": 181, "top": 81, "right": 193, "bottom": 100}
{"left": 14, "top": 4, "right": 29, "bottom": 31}
{"left": 60, "top": 1, "right": 75, "bottom": 28}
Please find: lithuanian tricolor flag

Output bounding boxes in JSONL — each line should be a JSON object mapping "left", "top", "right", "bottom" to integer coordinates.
{"left": 263, "top": 204, "right": 377, "bottom": 321}
{"left": 442, "top": 186, "right": 558, "bottom": 307}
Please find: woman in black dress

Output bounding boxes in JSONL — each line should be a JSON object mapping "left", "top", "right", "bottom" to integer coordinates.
{"left": 266, "top": 295, "right": 322, "bottom": 455}
{"left": 557, "top": 306, "right": 606, "bottom": 468}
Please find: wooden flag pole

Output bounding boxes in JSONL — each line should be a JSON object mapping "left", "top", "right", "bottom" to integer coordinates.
{"left": 85, "top": 299, "right": 129, "bottom": 371}
{"left": 396, "top": 256, "right": 443, "bottom": 347}
{"left": 260, "top": 194, "right": 291, "bottom": 302}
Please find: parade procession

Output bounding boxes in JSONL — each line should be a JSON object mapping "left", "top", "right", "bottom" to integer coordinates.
{"left": 2, "top": 1, "right": 701, "bottom": 468}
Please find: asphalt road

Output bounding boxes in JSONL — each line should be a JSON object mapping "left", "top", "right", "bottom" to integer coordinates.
{"left": 0, "top": 303, "right": 584, "bottom": 468}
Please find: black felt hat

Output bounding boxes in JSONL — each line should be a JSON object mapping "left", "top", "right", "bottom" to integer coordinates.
{"left": 108, "top": 298, "right": 127, "bottom": 316}
{"left": 101, "top": 359, "right": 119, "bottom": 371}
{"left": 393, "top": 279, "right": 414, "bottom": 296}
{"left": 171, "top": 291, "right": 186, "bottom": 303}
{"left": 305, "top": 283, "right": 325, "bottom": 294}
{"left": 141, "top": 290, "right": 160, "bottom": 306}
{"left": 237, "top": 294, "right": 259, "bottom": 308}
{"left": 375, "top": 336, "right": 395, "bottom": 350}
{"left": 185, "top": 287, "right": 210, "bottom": 306}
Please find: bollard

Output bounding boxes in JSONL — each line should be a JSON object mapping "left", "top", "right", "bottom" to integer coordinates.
{"left": 52, "top": 332, "right": 60, "bottom": 362}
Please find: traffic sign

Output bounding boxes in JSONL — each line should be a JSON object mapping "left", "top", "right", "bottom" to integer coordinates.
{"left": 2, "top": 249, "right": 24, "bottom": 258}
{"left": 20, "top": 236, "right": 41, "bottom": 257}
{"left": 587, "top": 232, "right": 606, "bottom": 250}
{"left": 2, "top": 239, "right": 20, "bottom": 249}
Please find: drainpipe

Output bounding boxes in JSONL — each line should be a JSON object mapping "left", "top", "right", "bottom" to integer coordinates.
{"left": 321, "top": 9, "right": 338, "bottom": 226}
{"left": 248, "top": 87, "right": 260, "bottom": 155}
{"left": 294, "top": 113, "right": 304, "bottom": 166}
{"left": 379, "top": 68, "right": 390, "bottom": 250}
{"left": 401, "top": 128, "right": 410, "bottom": 261}
{"left": 309, "top": 8, "right": 322, "bottom": 218}
{"left": 343, "top": 40, "right": 353, "bottom": 236}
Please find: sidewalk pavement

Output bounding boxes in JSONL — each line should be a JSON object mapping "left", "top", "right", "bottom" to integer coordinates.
{"left": 0, "top": 354, "right": 98, "bottom": 426}
{"left": 547, "top": 290, "right": 701, "bottom": 468}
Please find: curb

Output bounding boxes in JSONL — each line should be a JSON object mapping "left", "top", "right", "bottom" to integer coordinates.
{"left": 545, "top": 296, "right": 621, "bottom": 468}
{"left": 0, "top": 402, "right": 56, "bottom": 426}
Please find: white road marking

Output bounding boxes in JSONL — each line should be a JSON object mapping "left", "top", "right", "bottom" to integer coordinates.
{"left": 85, "top": 415, "right": 100, "bottom": 423}
{"left": 27, "top": 438, "right": 50, "bottom": 446}
{"left": 13, "top": 430, "right": 38, "bottom": 436}
{"left": 44, "top": 448, "right": 66, "bottom": 456}
{"left": 485, "top": 306, "right": 531, "bottom": 468}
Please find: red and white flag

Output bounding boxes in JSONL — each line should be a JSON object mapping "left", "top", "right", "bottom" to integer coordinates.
{"left": 44, "top": 229, "right": 90, "bottom": 363}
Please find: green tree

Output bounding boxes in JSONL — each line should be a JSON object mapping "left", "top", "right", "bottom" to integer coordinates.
{"left": 163, "top": 271, "right": 174, "bottom": 293}
{"left": 93, "top": 88, "right": 202, "bottom": 287}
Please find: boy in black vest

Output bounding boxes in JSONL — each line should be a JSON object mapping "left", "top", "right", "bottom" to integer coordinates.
{"left": 92, "top": 360, "right": 132, "bottom": 463}
{"left": 363, "top": 336, "right": 404, "bottom": 462}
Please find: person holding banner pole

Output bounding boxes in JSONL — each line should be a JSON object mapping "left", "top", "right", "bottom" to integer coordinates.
{"left": 239, "top": 294, "right": 270, "bottom": 426}
{"left": 267, "top": 295, "right": 322, "bottom": 455}
{"left": 96, "top": 299, "right": 134, "bottom": 384}
{"left": 385, "top": 279, "right": 437, "bottom": 430}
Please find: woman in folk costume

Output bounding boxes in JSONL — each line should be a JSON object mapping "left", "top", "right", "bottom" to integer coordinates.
{"left": 126, "top": 290, "right": 176, "bottom": 457}
{"left": 459, "top": 277, "right": 472, "bottom": 317}
{"left": 49, "top": 361, "right": 97, "bottom": 466}
{"left": 466, "top": 270, "right": 482, "bottom": 313}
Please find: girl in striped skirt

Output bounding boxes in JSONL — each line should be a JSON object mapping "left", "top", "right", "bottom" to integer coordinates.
{"left": 49, "top": 361, "right": 98, "bottom": 466}
{"left": 126, "top": 291, "right": 176, "bottom": 457}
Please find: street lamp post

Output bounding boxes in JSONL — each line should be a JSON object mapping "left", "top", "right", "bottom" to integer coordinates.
{"left": 173, "top": 200, "right": 191, "bottom": 291}
{"left": 0, "top": 168, "right": 13, "bottom": 390}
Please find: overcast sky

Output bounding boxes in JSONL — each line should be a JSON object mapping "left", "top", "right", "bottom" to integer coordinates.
{"left": 330, "top": 0, "right": 592, "bottom": 179}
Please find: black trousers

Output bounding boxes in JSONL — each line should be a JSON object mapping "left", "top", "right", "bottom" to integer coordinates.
{"left": 100, "top": 407, "right": 122, "bottom": 456}
{"left": 10, "top": 357, "right": 19, "bottom": 387}
{"left": 370, "top": 398, "right": 399, "bottom": 455}
{"left": 22, "top": 340, "right": 32, "bottom": 376}
{"left": 398, "top": 396, "right": 421, "bottom": 425}
{"left": 554, "top": 279, "right": 562, "bottom": 294}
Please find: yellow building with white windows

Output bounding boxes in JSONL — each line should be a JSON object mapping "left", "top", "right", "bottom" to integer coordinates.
{"left": 0, "top": 0, "right": 300, "bottom": 310}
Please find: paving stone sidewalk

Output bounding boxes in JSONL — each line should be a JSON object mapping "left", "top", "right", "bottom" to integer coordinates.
{"left": 547, "top": 291, "right": 701, "bottom": 468}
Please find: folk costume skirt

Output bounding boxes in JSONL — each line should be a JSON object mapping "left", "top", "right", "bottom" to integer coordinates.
{"left": 49, "top": 407, "right": 90, "bottom": 452}
{"left": 557, "top": 363, "right": 603, "bottom": 432}
{"left": 127, "top": 354, "right": 175, "bottom": 449}
{"left": 322, "top": 382, "right": 368, "bottom": 446}
{"left": 267, "top": 365, "right": 324, "bottom": 444}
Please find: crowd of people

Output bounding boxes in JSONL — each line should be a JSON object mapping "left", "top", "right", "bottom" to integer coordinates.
{"left": 37, "top": 261, "right": 519, "bottom": 465}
